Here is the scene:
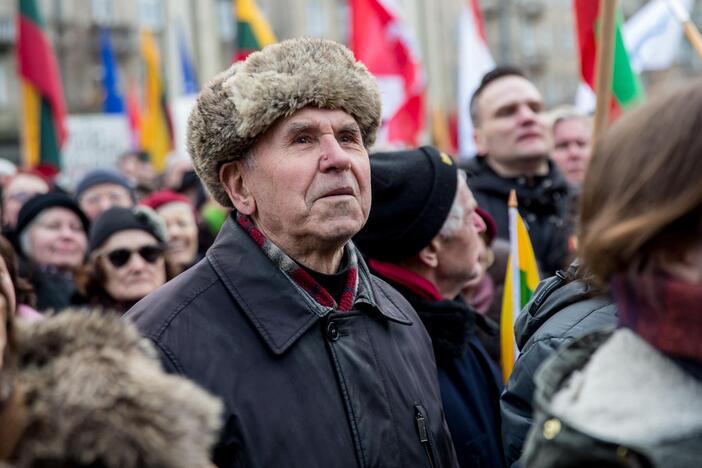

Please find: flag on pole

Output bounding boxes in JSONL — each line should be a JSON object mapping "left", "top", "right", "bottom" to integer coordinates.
{"left": 350, "top": 0, "right": 425, "bottom": 147}
{"left": 233, "top": 0, "right": 276, "bottom": 62}
{"left": 458, "top": 0, "right": 494, "bottom": 159}
{"left": 100, "top": 28, "right": 124, "bottom": 114}
{"left": 125, "top": 80, "right": 141, "bottom": 150}
{"left": 139, "top": 30, "right": 172, "bottom": 171}
{"left": 624, "top": 0, "right": 691, "bottom": 72}
{"left": 500, "top": 190, "right": 540, "bottom": 383}
{"left": 574, "top": 0, "right": 645, "bottom": 116}
{"left": 17, "top": 0, "right": 68, "bottom": 169}
{"left": 177, "top": 23, "right": 199, "bottom": 95}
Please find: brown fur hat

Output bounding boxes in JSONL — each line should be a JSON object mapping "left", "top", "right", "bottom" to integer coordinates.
{"left": 187, "top": 37, "right": 382, "bottom": 207}
{"left": 8, "top": 310, "right": 222, "bottom": 468}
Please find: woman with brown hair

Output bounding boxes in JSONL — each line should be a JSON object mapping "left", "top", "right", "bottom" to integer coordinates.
{"left": 523, "top": 79, "right": 702, "bottom": 467}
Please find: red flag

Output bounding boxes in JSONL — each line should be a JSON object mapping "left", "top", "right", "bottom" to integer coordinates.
{"left": 350, "top": 0, "right": 424, "bottom": 147}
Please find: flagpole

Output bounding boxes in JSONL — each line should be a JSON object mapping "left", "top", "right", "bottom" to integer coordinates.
{"left": 508, "top": 190, "right": 520, "bottom": 350}
{"left": 665, "top": 0, "right": 702, "bottom": 60}
{"left": 592, "top": 0, "right": 618, "bottom": 143}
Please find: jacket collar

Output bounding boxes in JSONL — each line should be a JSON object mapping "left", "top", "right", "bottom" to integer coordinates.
{"left": 207, "top": 216, "right": 411, "bottom": 355}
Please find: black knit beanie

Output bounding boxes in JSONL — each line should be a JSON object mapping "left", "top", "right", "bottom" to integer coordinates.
{"left": 15, "top": 192, "right": 90, "bottom": 238}
{"left": 354, "top": 146, "right": 458, "bottom": 262}
{"left": 89, "top": 206, "right": 168, "bottom": 253}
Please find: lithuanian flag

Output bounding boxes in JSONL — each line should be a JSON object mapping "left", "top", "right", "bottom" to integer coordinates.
{"left": 500, "top": 190, "right": 540, "bottom": 383}
{"left": 574, "top": 0, "right": 645, "bottom": 117}
{"left": 233, "top": 0, "right": 276, "bottom": 62}
{"left": 139, "top": 30, "right": 172, "bottom": 172}
{"left": 17, "top": 0, "right": 68, "bottom": 169}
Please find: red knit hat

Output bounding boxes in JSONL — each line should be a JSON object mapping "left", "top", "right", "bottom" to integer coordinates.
{"left": 140, "top": 191, "right": 192, "bottom": 211}
{"left": 476, "top": 207, "right": 497, "bottom": 246}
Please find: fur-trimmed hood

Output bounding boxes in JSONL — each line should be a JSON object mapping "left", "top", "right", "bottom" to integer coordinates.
{"left": 187, "top": 37, "right": 382, "bottom": 207}
{"left": 4, "top": 310, "right": 222, "bottom": 468}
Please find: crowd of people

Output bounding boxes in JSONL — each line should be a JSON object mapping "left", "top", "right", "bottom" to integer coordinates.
{"left": 0, "top": 36, "right": 699, "bottom": 468}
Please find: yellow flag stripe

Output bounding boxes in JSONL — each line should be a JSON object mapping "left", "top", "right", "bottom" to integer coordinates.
{"left": 140, "top": 30, "right": 171, "bottom": 172}
{"left": 236, "top": 0, "right": 276, "bottom": 47}
{"left": 20, "top": 81, "right": 40, "bottom": 167}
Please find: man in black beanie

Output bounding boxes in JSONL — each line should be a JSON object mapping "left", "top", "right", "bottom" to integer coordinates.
{"left": 355, "top": 145, "right": 505, "bottom": 468}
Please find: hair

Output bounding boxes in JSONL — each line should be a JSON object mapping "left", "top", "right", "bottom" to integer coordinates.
{"left": 439, "top": 172, "right": 467, "bottom": 239}
{"left": 547, "top": 105, "right": 591, "bottom": 130}
{"left": 469, "top": 65, "right": 527, "bottom": 127}
{"left": 0, "top": 235, "right": 35, "bottom": 310}
{"left": 579, "top": 78, "right": 702, "bottom": 285}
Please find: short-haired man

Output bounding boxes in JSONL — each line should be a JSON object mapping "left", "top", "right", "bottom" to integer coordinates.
{"left": 463, "top": 66, "right": 573, "bottom": 276}
{"left": 549, "top": 106, "right": 592, "bottom": 187}
{"left": 74, "top": 169, "right": 135, "bottom": 220}
{"left": 125, "top": 38, "right": 458, "bottom": 468}
{"left": 2, "top": 171, "right": 50, "bottom": 230}
{"left": 354, "top": 146, "right": 505, "bottom": 468}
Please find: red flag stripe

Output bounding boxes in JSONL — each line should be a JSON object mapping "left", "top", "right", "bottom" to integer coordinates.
{"left": 17, "top": 15, "right": 67, "bottom": 146}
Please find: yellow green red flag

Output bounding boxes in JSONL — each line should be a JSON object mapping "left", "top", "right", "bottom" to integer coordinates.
{"left": 500, "top": 191, "right": 540, "bottom": 383}
{"left": 233, "top": 0, "right": 276, "bottom": 61}
{"left": 139, "top": 30, "right": 172, "bottom": 172}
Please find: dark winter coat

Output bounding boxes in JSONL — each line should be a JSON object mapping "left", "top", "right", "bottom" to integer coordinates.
{"left": 125, "top": 216, "right": 459, "bottom": 468}
{"left": 500, "top": 268, "right": 616, "bottom": 466}
{"left": 522, "top": 329, "right": 702, "bottom": 468}
{"left": 380, "top": 281, "right": 505, "bottom": 468}
{"left": 461, "top": 157, "right": 574, "bottom": 277}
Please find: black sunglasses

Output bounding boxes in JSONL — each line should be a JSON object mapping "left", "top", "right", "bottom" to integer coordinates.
{"left": 104, "top": 245, "right": 165, "bottom": 268}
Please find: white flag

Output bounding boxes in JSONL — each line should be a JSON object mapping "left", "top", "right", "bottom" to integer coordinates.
{"left": 458, "top": 0, "right": 494, "bottom": 160}
{"left": 624, "top": 0, "right": 691, "bottom": 72}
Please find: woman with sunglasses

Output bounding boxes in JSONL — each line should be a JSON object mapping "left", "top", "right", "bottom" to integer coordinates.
{"left": 75, "top": 206, "right": 171, "bottom": 314}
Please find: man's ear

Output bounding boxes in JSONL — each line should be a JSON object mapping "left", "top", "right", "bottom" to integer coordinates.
{"left": 473, "top": 127, "right": 488, "bottom": 156}
{"left": 220, "top": 161, "right": 255, "bottom": 215}
{"left": 417, "top": 237, "right": 442, "bottom": 269}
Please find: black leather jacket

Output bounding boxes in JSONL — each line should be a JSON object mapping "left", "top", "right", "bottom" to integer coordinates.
{"left": 125, "top": 216, "right": 458, "bottom": 468}
{"left": 500, "top": 267, "right": 617, "bottom": 466}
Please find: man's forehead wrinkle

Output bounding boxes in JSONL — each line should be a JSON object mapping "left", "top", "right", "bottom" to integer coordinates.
{"left": 283, "top": 117, "right": 361, "bottom": 134}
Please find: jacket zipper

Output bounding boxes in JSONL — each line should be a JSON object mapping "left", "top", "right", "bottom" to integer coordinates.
{"left": 414, "top": 405, "right": 437, "bottom": 468}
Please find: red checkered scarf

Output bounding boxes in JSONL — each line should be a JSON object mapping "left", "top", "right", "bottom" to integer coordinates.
{"left": 612, "top": 273, "right": 702, "bottom": 363}
{"left": 237, "top": 214, "right": 358, "bottom": 312}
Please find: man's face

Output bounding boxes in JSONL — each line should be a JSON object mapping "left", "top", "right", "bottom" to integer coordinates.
{"left": 79, "top": 183, "right": 134, "bottom": 220}
{"left": 3, "top": 174, "right": 49, "bottom": 228}
{"left": 435, "top": 179, "right": 486, "bottom": 295}
{"left": 474, "top": 76, "right": 550, "bottom": 165}
{"left": 551, "top": 117, "right": 592, "bottom": 186}
{"left": 228, "top": 107, "right": 371, "bottom": 255}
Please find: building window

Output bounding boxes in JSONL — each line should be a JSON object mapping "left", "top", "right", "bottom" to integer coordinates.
{"left": 138, "top": 0, "right": 163, "bottom": 31}
{"left": 218, "top": 0, "right": 235, "bottom": 41}
{"left": 91, "top": 0, "right": 114, "bottom": 25}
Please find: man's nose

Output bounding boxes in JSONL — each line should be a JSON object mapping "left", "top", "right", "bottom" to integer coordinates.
{"left": 319, "top": 136, "right": 352, "bottom": 172}
{"left": 473, "top": 212, "right": 487, "bottom": 234}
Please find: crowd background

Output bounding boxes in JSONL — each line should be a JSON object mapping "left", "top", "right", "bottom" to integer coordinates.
{"left": 0, "top": 1, "right": 699, "bottom": 467}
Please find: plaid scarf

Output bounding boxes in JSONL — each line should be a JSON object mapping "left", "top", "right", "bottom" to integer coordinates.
{"left": 237, "top": 214, "right": 362, "bottom": 313}
{"left": 612, "top": 274, "right": 702, "bottom": 363}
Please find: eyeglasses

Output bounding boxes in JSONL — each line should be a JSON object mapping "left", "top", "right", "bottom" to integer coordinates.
{"left": 103, "top": 245, "right": 164, "bottom": 268}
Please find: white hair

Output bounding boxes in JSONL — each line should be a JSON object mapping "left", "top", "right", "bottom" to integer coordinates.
{"left": 438, "top": 172, "right": 467, "bottom": 239}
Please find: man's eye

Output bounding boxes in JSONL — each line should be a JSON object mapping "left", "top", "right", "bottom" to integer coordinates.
{"left": 294, "top": 135, "right": 312, "bottom": 144}
{"left": 339, "top": 133, "right": 359, "bottom": 143}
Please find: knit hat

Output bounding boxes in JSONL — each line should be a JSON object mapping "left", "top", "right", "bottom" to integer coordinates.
{"left": 75, "top": 169, "right": 134, "bottom": 201}
{"left": 15, "top": 192, "right": 90, "bottom": 239}
{"left": 354, "top": 146, "right": 459, "bottom": 262}
{"left": 89, "top": 206, "right": 168, "bottom": 253}
{"left": 140, "top": 190, "right": 192, "bottom": 212}
{"left": 187, "top": 37, "right": 382, "bottom": 207}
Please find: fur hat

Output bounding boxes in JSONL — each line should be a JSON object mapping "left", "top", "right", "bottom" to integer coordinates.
{"left": 7, "top": 310, "right": 222, "bottom": 468}
{"left": 187, "top": 37, "right": 382, "bottom": 207}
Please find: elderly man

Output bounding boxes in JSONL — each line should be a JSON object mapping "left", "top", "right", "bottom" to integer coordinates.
{"left": 549, "top": 106, "right": 592, "bottom": 187}
{"left": 2, "top": 171, "right": 50, "bottom": 230}
{"left": 354, "top": 146, "right": 505, "bottom": 468}
{"left": 125, "top": 38, "right": 458, "bottom": 468}
{"left": 74, "top": 168, "right": 135, "bottom": 220}
{"left": 462, "top": 66, "right": 574, "bottom": 277}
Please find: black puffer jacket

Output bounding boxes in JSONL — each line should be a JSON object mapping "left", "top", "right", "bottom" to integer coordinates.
{"left": 500, "top": 267, "right": 617, "bottom": 466}
{"left": 462, "top": 157, "right": 574, "bottom": 277}
{"left": 125, "top": 216, "right": 458, "bottom": 468}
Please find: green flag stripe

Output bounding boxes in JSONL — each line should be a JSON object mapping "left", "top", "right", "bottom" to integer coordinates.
{"left": 237, "top": 22, "right": 261, "bottom": 50}
{"left": 19, "top": 0, "right": 45, "bottom": 28}
{"left": 519, "top": 269, "right": 534, "bottom": 309}
{"left": 39, "top": 97, "right": 61, "bottom": 168}
{"left": 613, "top": 14, "right": 644, "bottom": 108}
